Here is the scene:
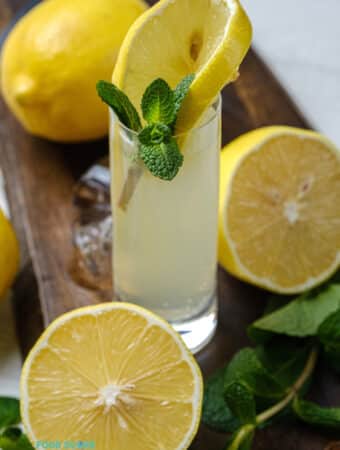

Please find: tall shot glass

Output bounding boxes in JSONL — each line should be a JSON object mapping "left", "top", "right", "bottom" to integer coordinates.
{"left": 110, "top": 97, "right": 221, "bottom": 353}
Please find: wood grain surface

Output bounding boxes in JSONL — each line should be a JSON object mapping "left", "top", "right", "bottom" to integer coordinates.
{"left": 0, "top": 1, "right": 339, "bottom": 449}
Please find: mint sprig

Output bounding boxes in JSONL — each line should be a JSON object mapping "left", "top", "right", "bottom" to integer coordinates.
{"left": 203, "top": 271, "right": 340, "bottom": 450}
{"left": 97, "top": 74, "right": 194, "bottom": 193}
{"left": 0, "top": 397, "right": 34, "bottom": 450}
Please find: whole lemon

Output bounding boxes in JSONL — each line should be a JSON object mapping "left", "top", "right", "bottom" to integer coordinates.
{"left": 0, "top": 0, "right": 147, "bottom": 142}
{"left": 0, "top": 208, "right": 19, "bottom": 299}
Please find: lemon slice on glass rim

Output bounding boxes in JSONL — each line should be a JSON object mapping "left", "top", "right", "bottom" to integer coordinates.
{"left": 113, "top": 0, "right": 252, "bottom": 133}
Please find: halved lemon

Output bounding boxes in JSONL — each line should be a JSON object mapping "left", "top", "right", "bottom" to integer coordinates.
{"left": 219, "top": 126, "right": 340, "bottom": 294}
{"left": 20, "top": 303, "right": 203, "bottom": 450}
{"left": 0, "top": 207, "right": 19, "bottom": 299}
{"left": 113, "top": 0, "right": 252, "bottom": 133}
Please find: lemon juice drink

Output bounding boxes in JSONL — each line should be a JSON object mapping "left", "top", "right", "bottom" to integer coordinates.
{"left": 110, "top": 99, "right": 221, "bottom": 352}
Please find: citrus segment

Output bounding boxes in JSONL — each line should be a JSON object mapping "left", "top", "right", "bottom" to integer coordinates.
{"left": 219, "top": 126, "right": 340, "bottom": 293}
{"left": 21, "top": 303, "right": 203, "bottom": 450}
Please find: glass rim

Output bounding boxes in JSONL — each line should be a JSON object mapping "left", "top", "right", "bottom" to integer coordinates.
{"left": 109, "top": 94, "right": 221, "bottom": 138}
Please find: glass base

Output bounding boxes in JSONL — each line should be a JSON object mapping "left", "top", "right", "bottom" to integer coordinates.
{"left": 171, "top": 293, "right": 218, "bottom": 354}
{"left": 115, "top": 288, "right": 218, "bottom": 354}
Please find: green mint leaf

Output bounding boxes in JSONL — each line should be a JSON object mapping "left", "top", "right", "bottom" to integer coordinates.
{"left": 138, "top": 123, "right": 171, "bottom": 146}
{"left": 173, "top": 74, "right": 195, "bottom": 117}
{"left": 256, "top": 338, "right": 310, "bottom": 390}
{"left": 0, "top": 398, "right": 20, "bottom": 429}
{"left": 247, "top": 326, "right": 273, "bottom": 345}
{"left": 202, "top": 367, "right": 240, "bottom": 433}
{"left": 141, "top": 78, "right": 176, "bottom": 125}
{"left": 225, "top": 382, "right": 256, "bottom": 425}
{"left": 139, "top": 137, "right": 183, "bottom": 181}
{"left": 224, "top": 348, "right": 285, "bottom": 400}
{"left": 248, "top": 296, "right": 292, "bottom": 344}
{"left": 293, "top": 397, "right": 340, "bottom": 430}
{"left": 318, "top": 308, "right": 340, "bottom": 342}
{"left": 0, "top": 429, "right": 34, "bottom": 450}
{"left": 96, "top": 80, "right": 142, "bottom": 131}
{"left": 251, "top": 284, "right": 340, "bottom": 338}
{"left": 318, "top": 309, "right": 340, "bottom": 373}
{"left": 1, "top": 427, "right": 22, "bottom": 440}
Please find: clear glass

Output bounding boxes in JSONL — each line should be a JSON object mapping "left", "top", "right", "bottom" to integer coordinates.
{"left": 110, "top": 98, "right": 221, "bottom": 353}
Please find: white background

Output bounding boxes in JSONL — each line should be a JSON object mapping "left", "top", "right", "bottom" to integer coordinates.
{"left": 242, "top": 0, "right": 340, "bottom": 145}
{"left": 1, "top": 0, "right": 340, "bottom": 397}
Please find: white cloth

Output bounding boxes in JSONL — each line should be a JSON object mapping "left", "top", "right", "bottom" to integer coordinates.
{"left": 242, "top": 0, "right": 340, "bottom": 145}
{"left": 0, "top": 0, "right": 340, "bottom": 397}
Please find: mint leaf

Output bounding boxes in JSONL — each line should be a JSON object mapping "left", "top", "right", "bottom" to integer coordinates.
{"left": 139, "top": 137, "right": 183, "bottom": 181}
{"left": 138, "top": 123, "right": 171, "bottom": 146}
{"left": 224, "top": 348, "right": 285, "bottom": 400}
{"left": 1, "top": 427, "right": 22, "bottom": 441}
{"left": 248, "top": 326, "right": 273, "bottom": 345}
{"left": 141, "top": 78, "right": 176, "bottom": 125}
{"left": 256, "top": 338, "right": 310, "bottom": 390}
{"left": 202, "top": 367, "right": 240, "bottom": 433}
{"left": 318, "top": 309, "right": 340, "bottom": 373}
{"left": 293, "top": 397, "right": 340, "bottom": 430}
{"left": 0, "top": 429, "right": 34, "bottom": 450}
{"left": 173, "top": 74, "right": 195, "bottom": 117}
{"left": 0, "top": 398, "right": 20, "bottom": 429}
{"left": 96, "top": 80, "right": 142, "bottom": 131}
{"left": 248, "top": 296, "right": 292, "bottom": 344}
{"left": 225, "top": 382, "right": 256, "bottom": 425}
{"left": 318, "top": 309, "right": 340, "bottom": 342}
{"left": 251, "top": 284, "right": 340, "bottom": 338}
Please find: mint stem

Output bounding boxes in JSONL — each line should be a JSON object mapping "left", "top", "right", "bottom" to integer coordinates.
{"left": 118, "top": 163, "right": 143, "bottom": 211}
{"left": 227, "top": 424, "right": 255, "bottom": 450}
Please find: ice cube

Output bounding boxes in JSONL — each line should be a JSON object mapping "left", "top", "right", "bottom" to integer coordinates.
{"left": 70, "top": 159, "right": 113, "bottom": 296}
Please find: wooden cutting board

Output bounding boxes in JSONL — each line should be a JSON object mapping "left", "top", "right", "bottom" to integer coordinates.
{"left": 0, "top": 1, "right": 339, "bottom": 449}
